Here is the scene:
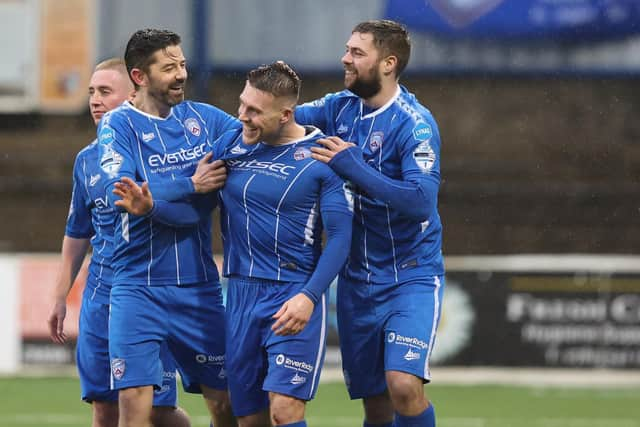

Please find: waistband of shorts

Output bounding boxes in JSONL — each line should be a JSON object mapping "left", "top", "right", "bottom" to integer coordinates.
{"left": 227, "top": 275, "right": 297, "bottom": 286}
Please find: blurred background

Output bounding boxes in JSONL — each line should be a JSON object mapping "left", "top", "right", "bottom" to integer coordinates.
{"left": 1, "top": 1, "right": 640, "bottom": 421}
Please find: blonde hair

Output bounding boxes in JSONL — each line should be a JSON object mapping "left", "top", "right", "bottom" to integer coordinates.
{"left": 94, "top": 57, "right": 127, "bottom": 74}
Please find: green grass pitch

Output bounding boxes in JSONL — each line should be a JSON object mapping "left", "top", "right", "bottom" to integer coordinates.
{"left": 0, "top": 376, "right": 638, "bottom": 427}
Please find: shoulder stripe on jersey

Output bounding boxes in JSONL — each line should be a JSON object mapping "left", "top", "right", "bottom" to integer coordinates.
{"left": 274, "top": 160, "right": 316, "bottom": 280}
{"left": 335, "top": 98, "right": 354, "bottom": 122}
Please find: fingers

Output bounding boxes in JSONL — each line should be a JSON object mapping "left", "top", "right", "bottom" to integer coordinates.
{"left": 198, "top": 152, "right": 213, "bottom": 165}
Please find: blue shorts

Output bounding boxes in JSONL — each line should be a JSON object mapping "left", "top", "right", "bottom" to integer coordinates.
{"left": 337, "top": 275, "right": 445, "bottom": 399}
{"left": 225, "top": 276, "right": 327, "bottom": 416}
{"left": 109, "top": 284, "right": 227, "bottom": 394}
{"left": 76, "top": 293, "right": 178, "bottom": 406}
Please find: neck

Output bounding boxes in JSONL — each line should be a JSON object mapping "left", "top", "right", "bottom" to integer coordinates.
{"left": 362, "top": 81, "right": 399, "bottom": 109}
{"left": 267, "top": 123, "right": 307, "bottom": 146}
{"left": 132, "top": 90, "right": 172, "bottom": 118}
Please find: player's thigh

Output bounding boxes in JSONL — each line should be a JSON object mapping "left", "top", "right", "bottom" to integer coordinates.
{"left": 165, "top": 284, "right": 227, "bottom": 393}
{"left": 77, "top": 296, "right": 118, "bottom": 402}
{"left": 336, "top": 277, "right": 387, "bottom": 398}
{"left": 152, "top": 342, "right": 179, "bottom": 407}
{"left": 109, "top": 286, "right": 167, "bottom": 390}
{"left": 224, "top": 277, "right": 271, "bottom": 416}
{"left": 384, "top": 275, "right": 445, "bottom": 382}
{"left": 264, "top": 288, "right": 328, "bottom": 403}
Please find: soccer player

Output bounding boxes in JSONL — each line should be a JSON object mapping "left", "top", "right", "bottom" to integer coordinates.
{"left": 113, "top": 61, "right": 354, "bottom": 427}
{"left": 96, "top": 29, "right": 238, "bottom": 427}
{"left": 295, "top": 20, "right": 445, "bottom": 427}
{"left": 47, "top": 58, "right": 190, "bottom": 427}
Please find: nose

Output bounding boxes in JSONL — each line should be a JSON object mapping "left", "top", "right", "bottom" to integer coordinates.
{"left": 237, "top": 105, "right": 248, "bottom": 122}
{"left": 89, "top": 92, "right": 101, "bottom": 107}
{"left": 176, "top": 65, "right": 187, "bottom": 82}
{"left": 341, "top": 51, "right": 352, "bottom": 65}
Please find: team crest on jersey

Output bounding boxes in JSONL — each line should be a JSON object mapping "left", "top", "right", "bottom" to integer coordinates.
{"left": 111, "top": 358, "right": 125, "bottom": 380}
{"left": 294, "top": 147, "right": 311, "bottom": 160}
{"left": 184, "top": 118, "right": 201, "bottom": 136}
{"left": 99, "top": 144, "right": 123, "bottom": 178}
{"left": 369, "top": 131, "right": 383, "bottom": 152}
{"left": 413, "top": 141, "right": 436, "bottom": 173}
{"left": 413, "top": 122, "right": 432, "bottom": 142}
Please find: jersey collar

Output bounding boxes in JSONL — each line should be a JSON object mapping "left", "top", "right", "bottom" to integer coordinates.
{"left": 359, "top": 85, "right": 401, "bottom": 120}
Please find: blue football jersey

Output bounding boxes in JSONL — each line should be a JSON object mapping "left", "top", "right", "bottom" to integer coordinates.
{"left": 214, "top": 126, "right": 353, "bottom": 282}
{"left": 97, "top": 101, "right": 239, "bottom": 287}
{"left": 296, "top": 86, "right": 444, "bottom": 283}
{"left": 65, "top": 140, "right": 115, "bottom": 303}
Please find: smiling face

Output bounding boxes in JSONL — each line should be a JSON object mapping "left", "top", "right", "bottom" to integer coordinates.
{"left": 341, "top": 31, "right": 383, "bottom": 99}
{"left": 138, "top": 44, "right": 188, "bottom": 108}
{"left": 88, "top": 68, "right": 132, "bottom": 125}
{"left": 237, "top": 81, "right": 287, "bottom": 146}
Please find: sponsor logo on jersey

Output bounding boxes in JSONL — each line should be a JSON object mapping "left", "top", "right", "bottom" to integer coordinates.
{"left": 230, "top": 144, "right": 248, "bottom": 155}
{"left": 142, "top": 132, "right": 155, "bottom": 142}
{"left": 111, "top": 358, "right": 125, "bottom": 380}
{"left": 369, "top": 131, "right": 383, "bottom": 152}
{"left": 404, "top": 348, "right": 421, "bottom": 361}
{"left": 226, "top": 158, "right": 296, "bottom": 177}
{"left": 89, "top": 174, "right": 101, "bottom": 187}
{"left": 184, "top": 117, "right": 201, "bottom": 136}
{"left": 337, "top": 123, "right": 349, "bottom": 134}
{"left": 148, "top": 143, "right": 207, "bottom": 167}
{"left": 294, "top": 147, "right": 311, "bottom": 160}
{"left": 275, "top": 353, "right": 314, "bottom": 373}
{"left": 100, "top": 144, "right": 123, "bottom": 178}
{"left": 413, "top": 122, "right": 433, "bottom": 141}
{"left": 98, "top": 126, "right": 115, "bottom": 145}
{"left": 413, "top": 141, "right": 436, "bottom": 173}
{"left": 290, "top": 372, "right": 307, "bottom": 385}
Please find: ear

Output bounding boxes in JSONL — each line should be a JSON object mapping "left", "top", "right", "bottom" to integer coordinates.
{"left": 280, "top": 107, "right": 293, "bottom": 124}
{"left": 381, "top": 55, "right": 398, "bottom": 77}
{"left": 130, "top": 68, "right": 147, "bottom": 87}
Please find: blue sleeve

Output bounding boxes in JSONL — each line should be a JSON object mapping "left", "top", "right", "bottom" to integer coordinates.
{"left": 97, "top": 115, "right": 137, "bottom": 211}
{"left": 300, "top": 210, "right": 352, "bottom": 304}
{"left": 295, "top": 94, "right": 335, "bottom": 133}
{"left": 147, "top": 193, "right": 218, "bottom": 227}
{"left": 328, "top": 121, "right": 440, "bottom": 222}
{"left": 65, "top": 152, "right": 94, "bottom": 238}
{"left": 300, "top": 170, "right": 353, "bottom": 304}
{"left": 148, "top": 178, "right": 194, "bottom": 201}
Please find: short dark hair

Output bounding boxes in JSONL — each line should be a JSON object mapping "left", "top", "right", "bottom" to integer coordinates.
{"left": 246, "top": 61, "right": 301, "bottom": 103}
{"left": 352, "top": 20, "right": 411, "bottom": 77}
{"left": 124, "top": 29, "right": 181, "bottom": 88}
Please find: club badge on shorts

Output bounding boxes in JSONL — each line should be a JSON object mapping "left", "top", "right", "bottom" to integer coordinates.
{"left": 111, "top": 358, "right": 126, "bottom": 380}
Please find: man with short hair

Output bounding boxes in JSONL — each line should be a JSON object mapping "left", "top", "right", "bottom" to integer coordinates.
{"left": 48, "top": 57, "right": 191, "bottom": 427}
{"left": 296, "top": 20, "right": 445, "bottom": 427}
{"left": 96, "top": 29, "right": 239, "bottom": 427}
{"left": 113, "top": 61, "right": 354, "bottom": 427}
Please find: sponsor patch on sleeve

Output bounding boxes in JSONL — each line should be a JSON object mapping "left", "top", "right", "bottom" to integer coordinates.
{"left": 412, "top": 122, "right": 432, "bottom": 142}
{"left": 413, "top": 141, "right": 436, "bottom": 173}
{"left": 99, "top": 144, "right": 123, "bottom": 177}
{"left": 99, "top": 125, "right": 115, "bottom": 145}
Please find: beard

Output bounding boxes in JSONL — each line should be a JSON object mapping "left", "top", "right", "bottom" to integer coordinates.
{"left": 148, "top": 81, "right": 185, "bottom": 107}
{"left": 345, "top": 68, "right": 382, "bottom": 99}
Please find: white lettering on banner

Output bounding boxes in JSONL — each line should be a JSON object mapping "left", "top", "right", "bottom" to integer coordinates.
{"left": 148, "top": 143, "right": 207, "bottom": 167}
{"left": 506, "top": 294, "right": 608, "bottom": 322}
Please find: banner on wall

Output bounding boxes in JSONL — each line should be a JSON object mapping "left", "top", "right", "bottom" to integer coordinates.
{"left": 385, "top": 0, "right": 640, "bottom": 41}
{"left": 10, "top": 254, "right": 640, "bottom": 369}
